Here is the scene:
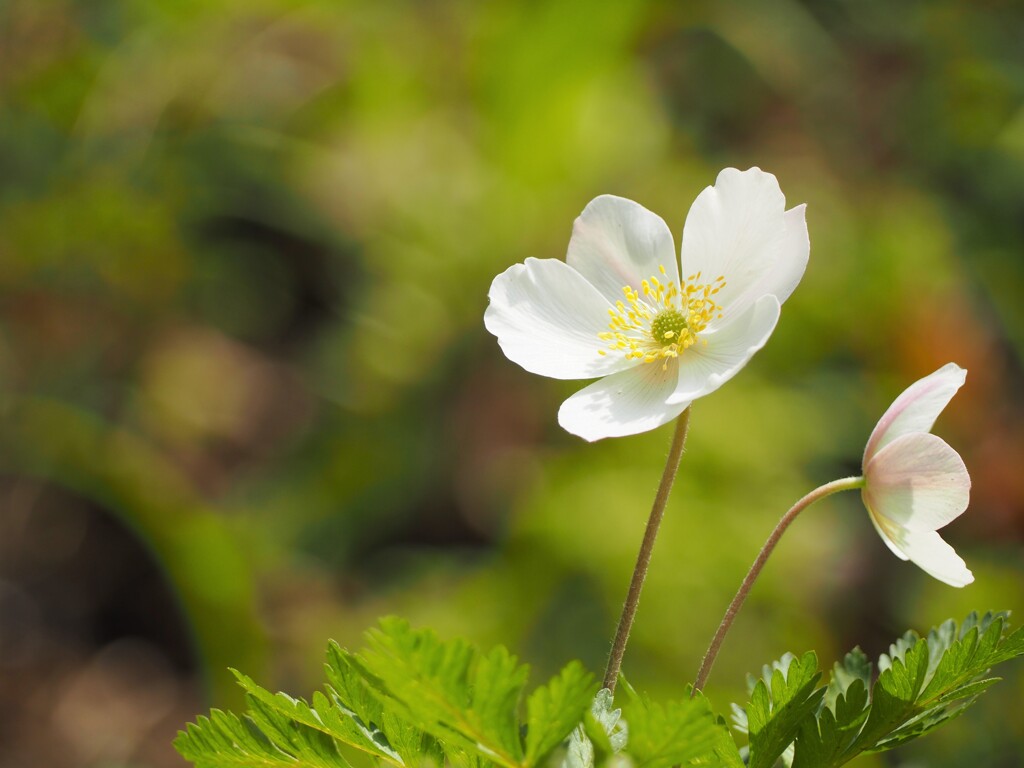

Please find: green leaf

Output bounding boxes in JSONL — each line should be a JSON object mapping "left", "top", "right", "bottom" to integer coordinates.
{"left": 358, "top": 617, "right": 530, "bottom": 767}
{"left": 323, "top": 643, "right": 441, "bottom": 766}
{"left": 623, "top": 687, "right": 740, "bottom": 768}
{"left": 233, "top": 671, "right": 358, "bottom": 753}
{"left": 175, "top": 612, "right": 1024, "bottom": 768}
{"left": 850, "top": 637, "right": 931, "bottom": 752}
{"left": 178, "top": 619, "right": 603, "bottom": 768}
{"left": 792, "top": 677, "right": 868, "bottom": 768}
{"left": 742, "top": 652, "right": 824, "bottom": 768}
{"left": 790, "top": 612, "right": 1024, "bottom": 768}
{"left": 524, "top": 661, "right": 596, "bottom": 766}
{"left": 244, "top": 696, "right": 348, "bottom": 768}
{"left": 822, "top": 648, "right": 871, "bottom": 712}
{"left": 174, "top": 707, "right": 348, "bottom": 768}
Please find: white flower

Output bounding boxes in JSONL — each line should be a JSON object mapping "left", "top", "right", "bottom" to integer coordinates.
{"left": 861, "top": 363, "right": 973, "bottom": 587}
{"left": 484, "top": 167, "right": 809, "bottom": 441}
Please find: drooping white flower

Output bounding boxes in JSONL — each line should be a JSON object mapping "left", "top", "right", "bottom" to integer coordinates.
{"left": 484, "top": 167, "right": 809, "bottom": 441}
{"left": 861, "top": 363, "right": 973, "bottom": 587}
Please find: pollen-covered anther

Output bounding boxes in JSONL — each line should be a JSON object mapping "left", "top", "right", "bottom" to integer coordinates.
{"left": 600, "top": 266, "right": 726, "bottom": 369}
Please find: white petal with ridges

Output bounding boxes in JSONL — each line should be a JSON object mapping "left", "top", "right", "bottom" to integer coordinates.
{"left": 864, "top": 363, "right": 967, "bottom": 462}
{"left": 863, "top": 432, "right": 971, "bottom": 532}
{"left": 485, "top": 257, "right": 633, "bottom": 380}
{"left": 557, "top": 361, "right": 688, "bottom": 441}
{"left": 666, "top": 294, "right": 781, "bottom": 404}
{"left": 566, "top": 195, "right": 680, "bottom": 304}
{"left": 876, "top": 524, "right": 974, "bottom": 588}
{"left": 678, "top": 168, "right": 809, "bottom": 319}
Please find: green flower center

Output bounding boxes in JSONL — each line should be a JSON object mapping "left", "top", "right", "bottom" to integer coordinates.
{"left": 650, "top": 309, "right": 688, "bottom": 347}
{"left": 597, "top": 266, "right": 726, "bottom": 371}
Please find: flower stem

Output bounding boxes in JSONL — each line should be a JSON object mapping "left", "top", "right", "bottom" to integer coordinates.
{"left": 603, "top": 408, "right": 692, "bottom": 692}
{"left": 691, "top": 475, "right": 866, "bottom": 695}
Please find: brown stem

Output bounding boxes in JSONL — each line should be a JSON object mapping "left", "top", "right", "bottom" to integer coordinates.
{"left": 691, "top": 475, "right": 865, "bottom": 695}
{"left": 603, "top": 408, "right": 692, "bottom": 692}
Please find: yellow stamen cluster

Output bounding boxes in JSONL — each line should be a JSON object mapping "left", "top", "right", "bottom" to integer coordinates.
{"left": 598, "top": 265, "right": 725, "bottom": 370}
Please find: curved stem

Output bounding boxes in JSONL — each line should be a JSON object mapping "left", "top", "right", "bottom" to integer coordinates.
{"left": 691, "top": 475, "right": 865, "bottom": 695}
{"left": 603, "top": 408, "right": 692, "bottom": 692}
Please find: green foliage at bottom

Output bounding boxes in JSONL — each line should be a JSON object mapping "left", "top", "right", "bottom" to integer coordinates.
{"left": 176, "top": 619, "right": 599, "bottom": 768}
{"left": 732, "top": 612, "right": 1024, "bottom": 768}
{"left": 176, "top": 613, "right": 1024, "bottom": 768}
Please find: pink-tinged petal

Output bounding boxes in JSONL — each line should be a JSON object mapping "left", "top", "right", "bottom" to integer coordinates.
{"left": 872, "top": 523, "right": 974, "bottom": 588}
{"left": 485, "top": 257, "right": 635, "bottom": 380}
{"left": 666, "top": 294, "right": 780, "bottom": 405}
{"left": 678, "top": 168, "right": 808, "bottom": 320}
{"left": 566, "top": 195, "right": 680, "bottom": 305}
{"left": 863, "top": 363, "right": 967, "bottom": 463}
{"left": 557, "top": 361, "right": 688, "bottom": 441}
{"left": 863, "top": 432, "right": 971, "bottom": 532}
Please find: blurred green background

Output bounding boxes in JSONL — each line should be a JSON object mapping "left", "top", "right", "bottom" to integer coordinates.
{"left": 1, "top": 0, "right": 1022, "bottom": 766}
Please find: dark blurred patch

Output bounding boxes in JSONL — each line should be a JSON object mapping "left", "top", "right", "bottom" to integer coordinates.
{"left": 195, "top": 215, "right": 349, "bottom": 349}
{"left": 521, "top": 570, "right": 610, "bottom": 680}
{"left": 645, "top": 24, "right": 775, "bottom": 155}
{"left": 278, "top": 335, "right": 550, "bottom": 598}
{"left": 170, "top": 124, "right": 364, "bottom": 351}
{"left": 0, "top": 477, "right": 200, "bottom": 767}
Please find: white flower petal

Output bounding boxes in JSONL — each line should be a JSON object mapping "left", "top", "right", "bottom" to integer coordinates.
{"left": 863, "top": 432, "right": 971, "bottom": 533}
{"left": 868, "top": 520, "right": 974, "bottom": 588}
{"left": 864, "top": 363, "right": 967, "bottom": 463}
{"left": 776, "top": 205, "right": 810, "bottom": 304}
{"left": 566, "top": 195, "right": 680, "bottom": 304}
{"left": 485, "top": 257, "right": 634, "bottom": 380}
{"left": 678, "top": 167, "right": 808, "bottom": 319}
{"left": 666, "top": 294, "right": 781, "bottom": 405}
{"left": 866, "top": 507, "right": 911, "bottom": 561}
{"left": 557, "top": 361, "right": 688, "bottom": 441}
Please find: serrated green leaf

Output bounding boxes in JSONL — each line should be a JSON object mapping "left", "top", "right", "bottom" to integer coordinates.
{"left": 175, "top": 612, "right": 1024, "bottom": 768}
{"left": 174, "top": 707, "right": 348, "bottom": 768}
{"left": 741, "top": 651, "right": 824, "bottom": 768}
{"left": 792, "top": 677, "right": 868, "bottom": 768}
{"left": 179, "top": 620, "right": 610, "bottom": 768}
{"left": 358, "top": 617, "right": 529, "bottom": 767}
{"left": 246, "top": 697, "right": 347, "bottom": 768}
{"left": 623, "top": 690, "right": 734, "bottom": 768}
{"left": 232, "top": 672, "right": 344, "bottom": 747}
{"left": 524, "top": 661, "right": 596, "bottom": 766}
{"left": 323, "top": 642, "right": 441, "bottom": 766}
{"left": 932, "top": 676, "right": 999, "bottom": 704}
{"left": 847, "top": 638, "right": 929, "bottom": 754}
{"left": 788, "top": 612, "right": 1024, "bottom": 768}
{"left": 709, "top": 714, "right": 746, "bottom": 768}
{"left": 822, "top": 649, "right": 871, "bottom": 712}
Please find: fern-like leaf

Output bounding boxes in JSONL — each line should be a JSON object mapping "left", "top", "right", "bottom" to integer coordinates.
{"left": 792, "top": 611, "right": 1024, "bottom": 767}
{"left": 177, "top": 618, "right": 594, "bottom": 768}
{"left": 738, "top": 652, "right": 824, "bottom": 768}
{"left": 357, "top": 617, "right": 529, "bottom": 767}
